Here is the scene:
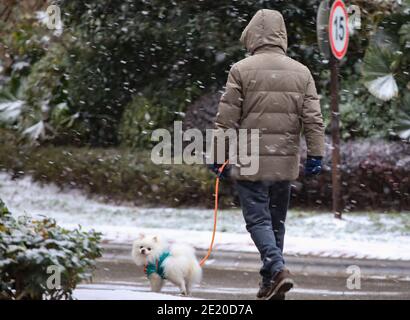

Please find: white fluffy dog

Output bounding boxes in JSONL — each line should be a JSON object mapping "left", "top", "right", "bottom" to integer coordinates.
{"left": 131, "top": 234, "right": 202, "bottom": 295}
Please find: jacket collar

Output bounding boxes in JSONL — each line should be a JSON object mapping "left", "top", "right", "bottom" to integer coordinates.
{"left": 253, "top": 45, "right": 286, "bottom": 56}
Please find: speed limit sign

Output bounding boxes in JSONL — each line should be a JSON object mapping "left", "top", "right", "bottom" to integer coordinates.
{"left": 329, "top": 0, "right": 349, "bottom": 60}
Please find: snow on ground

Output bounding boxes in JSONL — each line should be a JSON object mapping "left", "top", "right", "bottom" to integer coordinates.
{"left": 1, "top": 172, "right": 410, "bottom": 260}
{"left": 73, "top": 284, "right": 197, "bottom": 300}
{"left": 73, "top": 282, "right": 405, "bottom": 300}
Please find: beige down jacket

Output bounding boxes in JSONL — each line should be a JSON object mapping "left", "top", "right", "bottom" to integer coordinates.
{"left": 215, "top": 9, "right": 325, "bottom": 181}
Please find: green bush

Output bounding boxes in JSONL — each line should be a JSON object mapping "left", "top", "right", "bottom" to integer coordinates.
{"left": 0, "top": 28, "right": 87, "bottom": 145}
{"left": 119, "top": 85, "right": 200, "bottom": 149}
{"left": 361, "top": 3, "right": 410, "bottom": 139}
{"left": 1, "top": 15, "right": 48, "bottom": 69}
{"left": 119, "top": 96, "right": 173, "bottom": 149}
{"left": 0, "top": 129, "right": 220, "bottom": 208}
{"left": 0, "top": 199, "right": 102, "bottom": 300}
{"left": 338, "top": 79, "right": 399, "bottom": 140}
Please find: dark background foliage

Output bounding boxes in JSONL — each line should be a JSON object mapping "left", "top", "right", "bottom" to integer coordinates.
{"left": 53, "top": 0, "right": 401, "bottom": 145}
{"left": 0, "top": 0, "right": 408, "bottom": 211}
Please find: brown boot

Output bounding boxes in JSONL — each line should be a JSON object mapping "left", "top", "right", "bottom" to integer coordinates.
{"left": 256, "top": 281, "right": 272, "bottom": 300}
{"left": 271, "top": 293, "right": 286, "bottom": 300}
{"left": 265, "top": 268, "right": 294, "bottom": 300}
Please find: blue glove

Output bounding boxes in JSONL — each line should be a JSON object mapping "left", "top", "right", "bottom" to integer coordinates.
{"left": 208, "top": 163, "right": 230, "bottom": 180}
{"left": 304, "top": 156, "right": 322, "bottom": 176}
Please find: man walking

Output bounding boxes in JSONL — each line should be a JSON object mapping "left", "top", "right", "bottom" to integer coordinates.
{"left": 212, "top": 9, "right": 325, "bottom": 300}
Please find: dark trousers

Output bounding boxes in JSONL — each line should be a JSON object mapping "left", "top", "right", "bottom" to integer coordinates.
{"left": 236, "top": 180, "right": 291, "bottom": 284}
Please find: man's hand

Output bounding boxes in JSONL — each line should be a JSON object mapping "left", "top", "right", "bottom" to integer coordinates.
{"left": 304, "top": 156, "right": 322, "bottom": 176}
{"left": 208, "top": 163, "right": 230, "bottom": 180}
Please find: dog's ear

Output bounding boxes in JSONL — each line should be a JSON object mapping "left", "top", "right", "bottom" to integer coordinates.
{"left": 139, "top": 233, "right": 145, "bottom": 239}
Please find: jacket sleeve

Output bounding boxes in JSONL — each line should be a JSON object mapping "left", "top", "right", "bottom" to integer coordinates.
{"left": 215, "top": 64, "right": 243, "bottom": 130}
{"left": 302, "top": 72, "right": 325, "bottom": 157}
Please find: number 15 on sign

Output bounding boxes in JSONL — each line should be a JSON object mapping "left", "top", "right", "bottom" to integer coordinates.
{"left": 329, "top": 0, "right": 349, "bottom": 60}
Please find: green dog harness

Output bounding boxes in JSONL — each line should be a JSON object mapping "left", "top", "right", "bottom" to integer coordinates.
{"left": 144, "top": 252, "right": 170, "bottom": 279}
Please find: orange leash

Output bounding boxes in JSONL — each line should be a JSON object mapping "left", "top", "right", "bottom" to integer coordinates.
{"left": 199, "top": 160, "right": 229, "bottom": 267}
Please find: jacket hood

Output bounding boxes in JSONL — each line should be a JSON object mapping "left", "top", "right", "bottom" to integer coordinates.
{"left": 240, "top": 9, "right": 288, "bottom": 54}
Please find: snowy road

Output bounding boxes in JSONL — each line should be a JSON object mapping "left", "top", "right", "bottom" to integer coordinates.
{"left": 85, "top": 257, "right": 410, "bottom": 300}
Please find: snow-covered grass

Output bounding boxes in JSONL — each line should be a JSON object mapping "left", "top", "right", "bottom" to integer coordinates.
{"left": 1, "top": 172, "right": 410, "bottom": 260}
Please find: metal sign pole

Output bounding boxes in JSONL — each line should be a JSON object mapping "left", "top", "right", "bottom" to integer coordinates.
{"left": 330, "top": 52, "right": 342, "bottom": 219}
{"left": 318, "top": 0, "right": 350, "bottom": 219}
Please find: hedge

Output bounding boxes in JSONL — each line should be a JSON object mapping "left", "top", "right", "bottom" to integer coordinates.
{"left": 294, "top": 138, "right": 410, "bottom": 211}
{"left": 0, "top": 129, "right": 220, "bottom": 208}
{"left": 0, "top": 129, "right": 409, "bottom": 210}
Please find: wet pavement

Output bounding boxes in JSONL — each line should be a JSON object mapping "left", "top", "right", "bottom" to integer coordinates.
{"left": 93, "top": 256, "right": 410, "bottom": 300}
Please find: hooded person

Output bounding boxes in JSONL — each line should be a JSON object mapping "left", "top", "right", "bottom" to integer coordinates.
{"left": 213, "top": 9, "right": 325, "bottom": 300}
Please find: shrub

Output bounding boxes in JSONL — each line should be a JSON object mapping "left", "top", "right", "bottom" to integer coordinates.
{"left": 0, "top": 129, "right": 408, "bottom": 210}
{"left": 0, "top": 129, "right": 219, "bottom": 208}
{"left": 293, "top": 139, "right": 410, "bottom": 211}
{"left": 0, "top": 12, "right": 48, "bottom": 70}
{"left": 119, "top": 96, "right": 176, "bottom": 150}
{"left": 338, "top": 81, "right": 400, "bottom": 140}
{"left": 0, "top": 199, "right": 102, "bottom": 300}
{"left": 119, "top": 84, "right": 201, "bottom": 149}
{"left": 0, "top": 25, "right": 87, "bottom": 145}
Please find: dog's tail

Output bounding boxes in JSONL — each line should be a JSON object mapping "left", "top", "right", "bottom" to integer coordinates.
{"left": 191, "top": 259, "right": 202, "bottom": 284}
{"left": 189, "top": 260, "right": 202, "bottom": 285}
